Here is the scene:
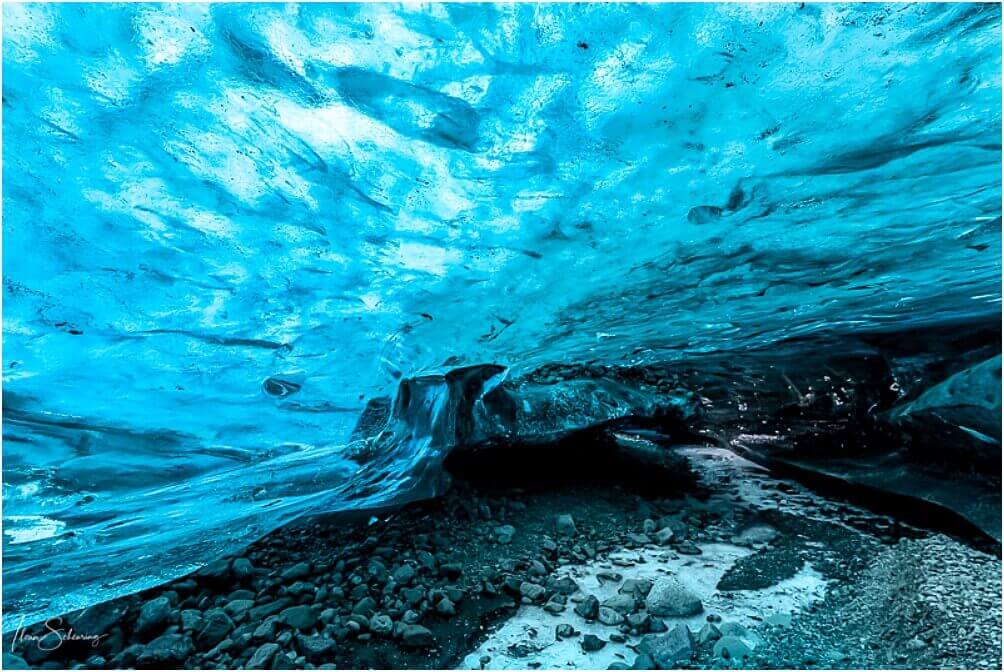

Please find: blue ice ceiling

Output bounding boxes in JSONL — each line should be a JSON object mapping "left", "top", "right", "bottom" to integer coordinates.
{"left": 2, "top": 3, "right": 1001, "bottom": 627}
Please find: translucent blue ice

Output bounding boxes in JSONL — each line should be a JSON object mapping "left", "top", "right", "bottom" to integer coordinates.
{"left": 2, "top": 3, "right": 1001, "bottom": 627}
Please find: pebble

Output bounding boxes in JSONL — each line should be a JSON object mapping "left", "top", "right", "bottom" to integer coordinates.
{"left": 555, "top": 624, "right": 578, "bottom": 639}
{"left": 297, "top": 635, "right": 336, "bottom": 662}
{"left": 371, "top": 614, "right": 394, "bottom": 636}
{"left": 598, "top": 607, "right": 624, "bottom": 626}
{"left": 400, "top": 624, "right": 434, "bottom": 648}
{"left": 574, "top": 594, "right": 599, "bottom": 620}
{"left": 279, "top": 605, "right": 317, "bottom": 631}
{"left": 581, "top": 634, "right": 606, "bottom": 652}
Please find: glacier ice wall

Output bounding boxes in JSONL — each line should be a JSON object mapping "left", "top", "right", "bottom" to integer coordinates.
{"left": 2, "top": 3, "right": 1001, "bottom": 627}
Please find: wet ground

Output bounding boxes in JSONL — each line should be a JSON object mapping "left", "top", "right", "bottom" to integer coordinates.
{"left": 3, "top": 437, "right": 1000, "bottom": 670}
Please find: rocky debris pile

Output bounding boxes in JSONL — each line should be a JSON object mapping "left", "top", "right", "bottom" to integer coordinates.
{"left": 5, "top": 479, "right": 733, "bottom": 671}
{"left": 753, "top": 534, "right": 1003, "bottom": 669}
{"left": 5, "top": 456, "right": 999, "bottom": 672}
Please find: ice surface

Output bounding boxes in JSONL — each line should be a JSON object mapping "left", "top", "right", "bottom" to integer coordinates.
{"left": 460, "top": 544, "right": 826, "bottom": 670}
{"left": 2, "top": 4, "right": 1001, "bottom": 627}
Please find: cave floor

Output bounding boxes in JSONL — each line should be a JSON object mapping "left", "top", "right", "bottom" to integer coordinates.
{"left": 5, "top": 443, "right": 1001, "bottom": 671}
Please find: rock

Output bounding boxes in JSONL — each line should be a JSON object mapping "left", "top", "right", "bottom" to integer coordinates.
{"left": 196, "top": 558, "right": 232, "bottom": 584}
{"left": 253, "top": 617, "right": 278, "bottom": 640}
{"left": 280, "top": 605, "right": 317, "bottom": 631}
{"left": 248, "top": 642, "right": 280, "bottom": 669}
{"left": 136, "top": 596, "right": 172, "bottom": 636}
{"left": 713, "top": 636, "right": 753, "bottom": 663}
{"left": 602, "top": 593, "right": 636, "bottom": 614}
{"left": 609, "top": 664, "right": 630, "bottom": 670}
{"left": 371, "top": 614, "right": 394, "bottom": 636}
{"left": 631, "top": 654, "right": 656, "bottom": 669}
{"left": 642, "top": 519, "right": 657, "bottom": 534}
{"left": 556, "top": 514, "right": 577, "bottom": 536}
{"left": 224, "top": 599, "right": 255, "bottom": 623}
{"left": 402, "top": 587, "right": 425, "bottom": 606}
{"left": 435, "top": 597, "right": 456, "bottom": 616}
{"left": 733, "top": 525, "right": 778, "bottom": 546}
{"left": 627, "top": 533, "right": 651, "bottom": 545}
{"left": 232, "top": 557, "right": 255, "bottom": 581}
{"left": 250, "top": 598, "right": 292, "bottom": 621}
{"left": 400, "top": 624, "right": 434, "bottom": 648}
{"left": 494, "top": 524, "right": 516, "bottom": 544}
{"left": 112, "top": 644, "right": 146, "bottom": 668}
{"left": 180, "top": 609, "right": 204, "bottom": 633}
{"left": 555, "top": 624, "right": 578, "bottom": 639}
{"left": 352, "top": 597, "right": 377, "bottom": 617}
{"left": 598, "top": 606, "right": 624, "bottom": 626}
{"left": 574, "top": 594, "right": 599, "bottom": 620}
{"left": 654, "top": 528, "right": 675, "bottom": 546}
{"left": 619, "top": 578, "right": 653, "bottom": 599}
{"left": 698, "top": 623, "right": 722, "bottom": 646}
{"left": 641, "top": 624, "right": 694, "bottom": 668}
{"left": 519, "top": 581, "right": 546, "bottom": 601}
{"left": 3, "top": 653, "right": 28, "bottom": 670}
{"left": 281, "top": 562, "right": 311, "bottom": 582}
{"left": 717, "top": 622, "right": 761, "bottom": 649}
{"left": 546, "top": 576, "right": 579, "bottom": 595}
{"left": 137, "top": 633, "right": 194, "bottom": 667}
{"left": 543, "top": 596, "right": 566, "bottom": 614}
{"left": 67, "top": 601, "right": 128, "bottom": 635}
{"left": 393, "top": 565, "right": 417, "bottom": 585}
{"left": 645, "top": 577, "right": 703, "bottom": 617}
{"left": 296, "top": 634, "right": 335, "bottom": 662}
{"left": 626, "top": 613, "right": 651, "bottom": 632}
{"left": 675, "top": 541, "right": 703, "bottom": 555}
{"left": 581, "top": 634, "right": 606, "bottom": 652}
{"left": 440, "top": 562, "right": 463, "bottom": 579}
{"left": 413, "top": 550, "right": 435, "bottom": 569}
{"left": 197, "top": 608, "right": 235, "bottom": 648}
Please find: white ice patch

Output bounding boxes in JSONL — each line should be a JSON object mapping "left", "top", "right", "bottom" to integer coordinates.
{"left": 3, "top": 515, "right": 66, "bottom": 545}
{"left": 461, "top": 543, "right": 826, "bottom": 670}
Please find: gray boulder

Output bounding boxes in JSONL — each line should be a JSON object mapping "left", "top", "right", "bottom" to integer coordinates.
{"left": 640, "top": 624, "right": 694, "bottom": 668}
{"left": 645, "top": 577, "right": 703, "bottom": 616}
